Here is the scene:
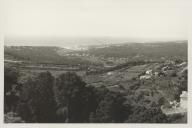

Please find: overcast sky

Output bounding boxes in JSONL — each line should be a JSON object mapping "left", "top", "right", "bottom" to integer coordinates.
{"left": 4, "top": 0, "right": 189, "bottom": 42}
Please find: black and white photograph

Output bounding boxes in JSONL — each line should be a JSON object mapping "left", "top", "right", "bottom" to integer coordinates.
{"left": 2, "top": 0, "right": 191, "bottom": 126}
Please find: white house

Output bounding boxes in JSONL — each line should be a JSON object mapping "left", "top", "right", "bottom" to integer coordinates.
{"left": 140, "top": 75, "right": 151, "bottom": 80}
{"left": 107, "top": 72, "right": 113, "bottom": 75}
{"left": 180, "top": 91, "right": 187, "bottom": 109}
{"left": 154, "top": 72, "right": 159, "bottom": 76}
{"left": 146, "top": 70, "right": 152, "bottom": 75}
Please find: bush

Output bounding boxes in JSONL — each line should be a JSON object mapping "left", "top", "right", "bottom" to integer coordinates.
{"left": 125, "top": 106, "right": 168, "bottom": 123}
{"left": 4, "top": 112, "right": 25, "bottom": 123}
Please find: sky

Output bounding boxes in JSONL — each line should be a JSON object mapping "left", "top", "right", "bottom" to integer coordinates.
{"left": 4, "top": 0, "right": 190, "bottom": 46}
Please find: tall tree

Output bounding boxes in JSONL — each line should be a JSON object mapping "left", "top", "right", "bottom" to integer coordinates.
{"left": 55, "top": 72, "right": 96, "bottom": 122}
{"left": 4, "top": 66, "right": 20, "bottom": 113}
{"left": 17, "top": 71, "right": 57, "bottom": 123}
{"left": 4, "top": 66, "right": 19, "bottom": 93}
{"left": 95, "top": 92, "right": 130, "bottom": 123}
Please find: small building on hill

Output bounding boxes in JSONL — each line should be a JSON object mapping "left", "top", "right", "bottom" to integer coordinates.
{"left": 146, "top": 69, "right": 152, "bottom": 75}
{"left": 107, "top": 72, "right": 114, "bottom": 75}
{"left": 180, "top": 91, "right": 187, "bottom": 109}
{"left": 140, "top": 75, "right": 151, "bottom": 80}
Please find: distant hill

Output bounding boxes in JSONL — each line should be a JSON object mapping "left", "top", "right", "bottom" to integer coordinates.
{"left": 4, "top": 46, "right": 90, "bottom": 65}
{"left": 82, "top": 42, "right": 187, "bottom": 60}
{"left": 4, "top": 41, "right": 187, "bottom": 65}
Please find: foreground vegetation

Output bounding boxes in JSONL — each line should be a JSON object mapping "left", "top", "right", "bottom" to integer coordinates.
{"left": 4, "top": 64, "right": 187, "bottom": 123}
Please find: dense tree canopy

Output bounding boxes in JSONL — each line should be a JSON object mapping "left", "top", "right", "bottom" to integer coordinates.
{"left": 54, "top": 72, "right": 97, "bottom": 122}
{"left": 17, "top": 71, "right": 57, "bottom": 123}
{"left": 4, "top": 66, "right": 20, "bottom": 113}
{"left": 94, "top": 92, "right": 131, "bottom": 123}
{"left": 4, "top": 67, "right": 187, "bottom": 123}
{"left": 4, "top": 65, "right": 19, "bottom": 93}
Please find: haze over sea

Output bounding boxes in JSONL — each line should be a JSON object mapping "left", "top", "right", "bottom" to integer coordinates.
{"left": 4, "top": 36, "right": 187, "bottom": 50}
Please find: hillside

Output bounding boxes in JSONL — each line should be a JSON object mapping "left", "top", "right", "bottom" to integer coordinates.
{"left": 82, "top": 42, "right": 187, "bottom": 61}
{"left": 4, "top": 42, "right": 188, "bottom": 123}
{"left": 4, "top": 46, "right": 90, "bottom": 65}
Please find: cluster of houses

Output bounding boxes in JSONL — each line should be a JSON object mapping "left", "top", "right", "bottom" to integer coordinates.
{"left": 139, "top": 61, "right": 187, "bottom": 80}
{"left": 139, "top": 69, "right": 159, "bottom": 80}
